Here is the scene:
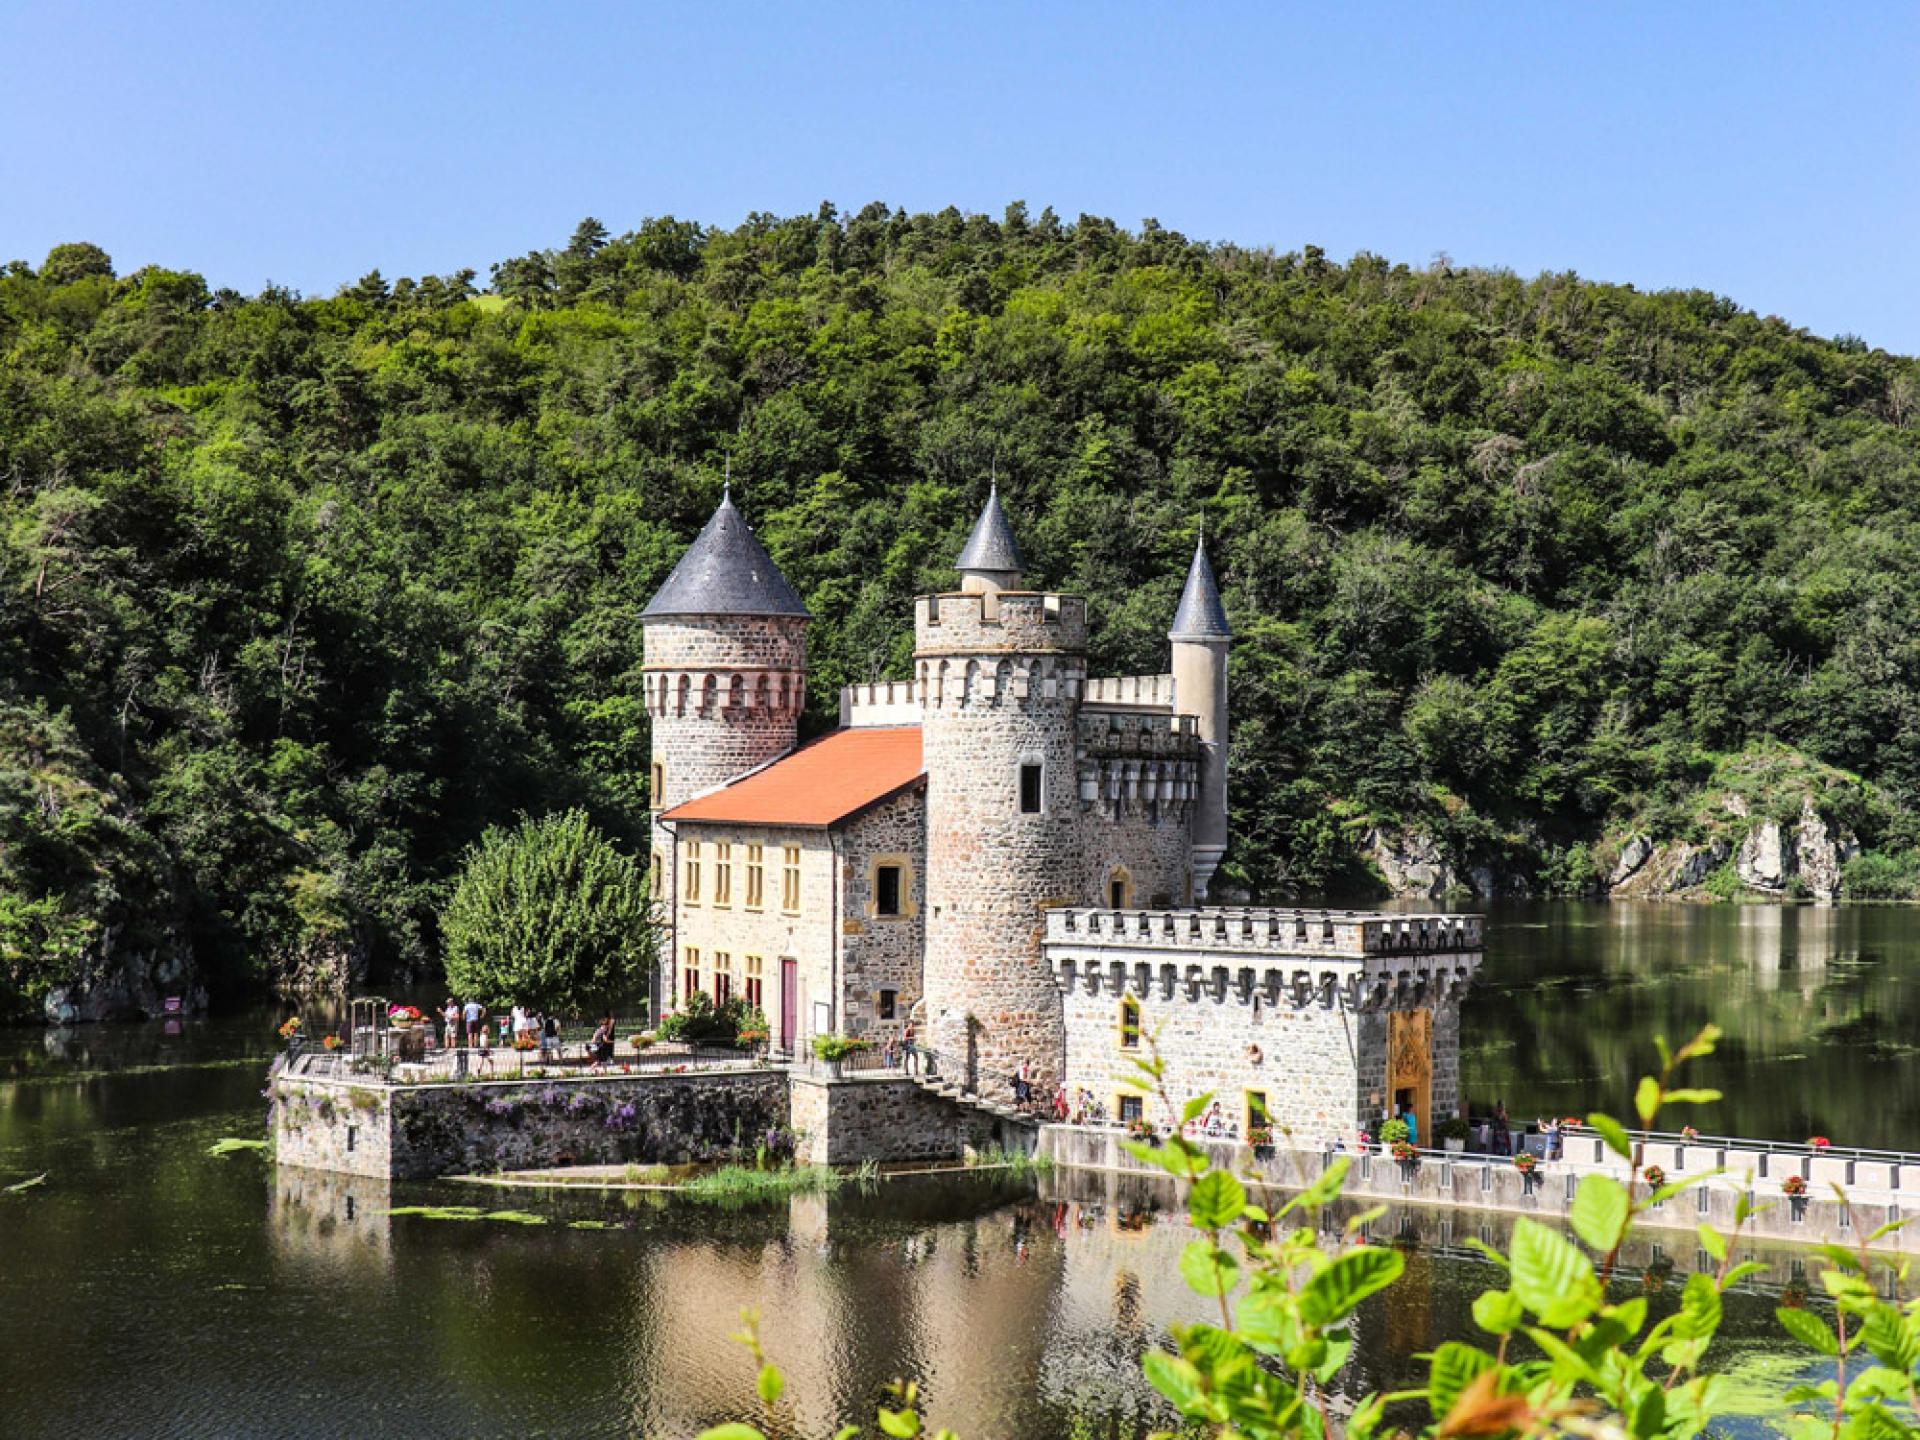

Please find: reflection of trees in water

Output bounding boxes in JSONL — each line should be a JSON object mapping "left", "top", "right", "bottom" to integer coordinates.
{"left": 1466, "top": 902, "right": 1920, "bottom": 1147}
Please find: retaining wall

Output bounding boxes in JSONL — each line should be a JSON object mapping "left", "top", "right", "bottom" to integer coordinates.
{"left": 274, "top": 1069, "right": 789, "bottom": 1181}
{"left": 1040, "top": 1125, "right": 1918, "bottom": 1255}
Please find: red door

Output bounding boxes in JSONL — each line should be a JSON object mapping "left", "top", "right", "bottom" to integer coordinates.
{"left": 779, "top": 958, "right": 798, "bottom": 1054}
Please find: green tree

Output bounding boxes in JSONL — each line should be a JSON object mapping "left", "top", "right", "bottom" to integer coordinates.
{"left": 440, "top": 809, "right": 654, "bottom": 1014}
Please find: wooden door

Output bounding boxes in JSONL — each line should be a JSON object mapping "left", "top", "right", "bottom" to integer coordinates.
{"left": 779, "top": 958, "right": 798, "bottom": 1053}
{"left": 1388, "top": 1008, "right": 1433, "bottom": 1146}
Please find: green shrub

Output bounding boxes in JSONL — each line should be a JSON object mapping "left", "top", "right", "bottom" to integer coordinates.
{"left": 809, "top": 1033, "right": 868, "bottom": 1062}
{"left": 440, "top": 810, "right": 654, "bottom": 1014}
{"left": 1843, "top": 848, "right": 1920, "bottom": 900}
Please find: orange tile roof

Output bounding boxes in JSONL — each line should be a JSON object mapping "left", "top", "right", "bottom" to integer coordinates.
{"left": 663, "top": 727, "right": 923, "bottom": 828}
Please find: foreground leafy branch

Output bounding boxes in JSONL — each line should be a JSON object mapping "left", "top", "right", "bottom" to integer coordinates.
{"left": 700, "top": 1022, "right": 1908, "bottom": 1439}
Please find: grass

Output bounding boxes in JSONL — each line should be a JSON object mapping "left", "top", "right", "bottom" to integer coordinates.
{"left": 678, "top": 1159, "right": 877, "bottom": 1204}
{"left": 965, "top": 1145, "right": 1054, "bottom": 1178}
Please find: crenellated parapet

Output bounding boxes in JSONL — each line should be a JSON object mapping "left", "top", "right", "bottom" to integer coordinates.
{"left": 1082, "top": 674, "right": 1176, "bottom": 711}
{"left": 1047, "top": 948, "right": 1478, "bottom": 1014}
{"left": 1046, "top": 906, "right": 1482, "bottom": 956}
{"left": 838, "top": 679, "right": 921, "bottom": 727}
{"left": 913, "top": 591, "right": 1089, "bottom": 658}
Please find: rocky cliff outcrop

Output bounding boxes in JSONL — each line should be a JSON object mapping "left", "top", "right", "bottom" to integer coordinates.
{"left": 41, "top": 925, "right": 205, "bottom": 1024}
{"left": 1362, "top": 828, "right": 1460, "bottom": 899}
{"left": 1607, "top": 796, "right": 1857, "bottom": 901}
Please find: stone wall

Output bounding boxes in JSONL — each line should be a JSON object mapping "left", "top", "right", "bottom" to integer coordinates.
{"left": 790, "top": 1073, "right": 1021, "bottom": 1165}
{"left": 274, "top": 1070, "right": 790, "bottom": 1181}
{"left": 671, "top": 821, "right": 835, "bottom": 1046}
{"left": 838, "top": 789, "right": 926, "bottom": 1045}
{"left": 1059, "top": 979, "right": 1363, "bottom": 1143}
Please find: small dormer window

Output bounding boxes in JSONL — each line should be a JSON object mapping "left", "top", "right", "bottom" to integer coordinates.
{"left": 1019, "top": 763, "right": 1043, "bottom": 815}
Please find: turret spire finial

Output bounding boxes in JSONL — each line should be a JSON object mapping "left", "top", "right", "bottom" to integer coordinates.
{"left": 955, "top": 480, "right": 1024, "bottom": 593}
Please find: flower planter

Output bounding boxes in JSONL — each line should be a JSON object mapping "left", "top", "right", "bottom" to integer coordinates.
{"left": 1443, "top": 1139, "right": 1466, "bottom": 1154}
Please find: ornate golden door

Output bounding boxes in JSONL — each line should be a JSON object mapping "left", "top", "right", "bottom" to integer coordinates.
{"left": 1388, "top": 1008, "right": 1433, "bottom": 1144}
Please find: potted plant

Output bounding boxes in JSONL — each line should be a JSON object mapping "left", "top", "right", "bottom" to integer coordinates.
{"left": 810, "top": 1033, "right": 868, "bottom": 1078}
{"left": 1782, "top": 1173, "right": 1808, "bottom": 1197}
{"left": 1436, "top": 1117, "right": 1470, "bottom": 1154}
{"left": 1390, "top": 1139, "right": 1419, "bottom": 1166}
{"left": 1247, "top": 1124, "right": 1274, "bottom": 1160}
{"left": 387, "top": 1004, "right": 424, "bottom": 1032}
{"left": 1513, "top": 1151, "right": 1539, "bottom": 1176}
{"left": 1643, "top": 1164, "right": 1667, "bottom": 1190}
{"left": 736, "top": 1025, "right": 769, "bottom": 1055}
{"left": 1354, "top": 1129, "right": 1374, "bottom": 1154}
{"left": 1126, "top": 1116, "right": 1157, "bottom": 1146}
{"left": 1378, "top": 1118, "right": 1410, "bottom": 1148}
{"left": 630, "top": 1031, "right": 656, "bottom": 1053}
{"left": 1807, "top": 1136, "right": 1831, "bottom": 1151}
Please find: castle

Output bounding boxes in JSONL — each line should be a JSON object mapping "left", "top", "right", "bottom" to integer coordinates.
{"left": 642, "top": 487, "right": 1481, "bottom": 1145}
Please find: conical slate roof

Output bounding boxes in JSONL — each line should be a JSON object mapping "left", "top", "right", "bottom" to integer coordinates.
{"left": 955, "top": 484, "right": 1024, "bottom": 575}
{"left": 1169, "top": 538, "right": 1231, "bottom": 641}
{"left": 641, "top": 490, "right": 810, "bottom": 620}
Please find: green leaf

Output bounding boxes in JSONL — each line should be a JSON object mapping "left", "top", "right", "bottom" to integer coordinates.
{"left": 1635, "top": 1076, "right": 1661, "bottom": 1127}
{"left": 697, "top": 1428, "right": 767, "bottom": 1440}
{"left": 1630, "top": 1382, "right": 1667, "bottom": 1436}
{"left": 1181, "top": 1092, "right": 1215, "bottom": 1127}
{"left": 1587, "top": 1112, "right": 1633, "bottom": 1162}
{"left": 1427, "top": 1342, "right": 1496, "bottom": 1421}
{"left": 1723, "top": 1261, "right": 1768, "bottom": 1287}
{"left": 877, "top": 1407, "right": 919, "bottom": 1439}
{"left": 1570, "top": 1175, "right": 1630, "bottom": 1251}
{"left": 1509, "top": 1218, "right": 1602, "bottom": 1329}
{"left": 1697, "top": 1224, "right": 1727, "bottom": 1263}
{"left": 1672, "top": 1271, "right": 1723, "bottom": 1343}
{"left": 1299, "top": 1247, "right": 1404, "bottom": 1328}
{"left": 1141, "top": 1350, "right": 1212, "bottom": 1419}
{"left": 1180, "top": 1239, "right": 1241, "bottom": 1297}
{"left": 756, "top": 1363, "right": 784, "bottom": 1408}
{"left": 1188, "top": 1170, "right": 1246, "bottom": 1231}
{"left": 1471, "top": 1288, "right": 1525, "bottom": 1336}
{"left": 1775, "top": 1305, "right": 1839, "bottom": 1355}
{"left": 1280, "top": 1155, "right": 1351, "bottom": 1214}
{"left": 1662, "top": 1088, "right": 1722, "bottom": 1106}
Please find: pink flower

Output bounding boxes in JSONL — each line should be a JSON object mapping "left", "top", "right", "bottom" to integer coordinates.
{"left": 1808, "top": 1136, "right": 1830, "bottom": 1149}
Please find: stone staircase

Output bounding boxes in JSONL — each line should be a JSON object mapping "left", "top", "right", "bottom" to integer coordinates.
{"left": 905, "top": 1058, "right": 1040, "bottom": 1129}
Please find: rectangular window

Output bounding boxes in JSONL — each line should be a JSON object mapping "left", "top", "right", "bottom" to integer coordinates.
{"left": 683, "top": 947, "right": 701, "bottom": 1001}
{"left": 1118, "top": 1095, "right": 1144, "bottom": 1124}
{"left": 745, "top": 844, "right": 764, "bottom": 909}
{"left": 782, "top": 845, "right": 802, "bottom": 913}
{"left": 1118, "top": 995, "right": 1141, "bottom": 1050}
{"left": 714, "top": 843, "right": 732, "bottom": 907}
{"left": 649, "top": 849, "right": 663, "bottom": 895}
{"left": 878, "top": 989, "right": 896, "bottom": 1020}
{"left": 745, "top": 955, "right": 764, "bottom": 1010}
{"left": 650, "top": 760, "right": 664, "bottom": 804}
{"left": 714, "top": 957, "right": 732, "bottom": 1003}
{"left": 1019, "top": 763, "right": 1043, "bottom": 815}
{"left": 876, "top": 864, "right": 903, "bottom": 917}
{"left": 1245, "top": 1091, "right": 1270, "bottom": 1139}
{"left": 683, "top": 841, "right": 701, "bottom": 904}
{"left": 1109, "top": 878, "right": 1128, "bottom": 910}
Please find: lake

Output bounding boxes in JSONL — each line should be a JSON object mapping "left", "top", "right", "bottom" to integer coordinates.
{"left": 0, "top": 900, "right": 1889, "bottom": 1438}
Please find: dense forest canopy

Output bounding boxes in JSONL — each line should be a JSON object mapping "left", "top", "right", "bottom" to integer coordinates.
{"left": 4, "top": 204, "right": 1919, "bottom": 1018}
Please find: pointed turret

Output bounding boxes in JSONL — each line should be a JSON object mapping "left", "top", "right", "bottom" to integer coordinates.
{"left": 955, "top": 484, "right": 1024, "bottom": 595}
{"left": 1169, "top": 538, "right": 1232, "bottom": 641}
{"left": 1169, "top": 537, "right": 1231, "bottom": 900}
{"left": 641, "top": 487, "right": 810, "bottom": 619}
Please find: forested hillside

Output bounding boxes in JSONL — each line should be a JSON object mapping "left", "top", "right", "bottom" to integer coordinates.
{"left": 4, "top": 206, "right": 1920, "bottom": 1019}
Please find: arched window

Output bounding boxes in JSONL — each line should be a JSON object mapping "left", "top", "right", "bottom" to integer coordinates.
{"left": 1107, "top": 867, "right": 1133, "bottom": 911}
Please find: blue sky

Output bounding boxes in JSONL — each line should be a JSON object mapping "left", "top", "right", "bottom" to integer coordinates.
{"left": 4, "top": 2, "right": 1917, "bottom": 350}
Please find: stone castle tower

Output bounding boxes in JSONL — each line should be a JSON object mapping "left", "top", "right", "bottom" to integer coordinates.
{"left": 917, "top": 488, "right": 1090, "bottom": 1084}
{"left": 640, "top": 489, "right": 810, "bottom": 928}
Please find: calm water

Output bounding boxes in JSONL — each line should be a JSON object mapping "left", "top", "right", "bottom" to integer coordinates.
{"left": 0, "top": 900, "right": 1900, "bottom": 1438}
